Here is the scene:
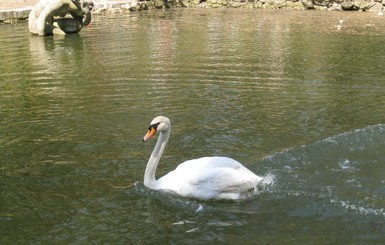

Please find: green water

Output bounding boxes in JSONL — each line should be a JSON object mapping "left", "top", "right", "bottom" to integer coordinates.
{"left": 1, "top": 9, "right": 385, "bottom": 244}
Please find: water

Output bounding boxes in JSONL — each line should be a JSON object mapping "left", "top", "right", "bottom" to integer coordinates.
{"left": 1, "top": 9, "right": 385, "bottom": 244}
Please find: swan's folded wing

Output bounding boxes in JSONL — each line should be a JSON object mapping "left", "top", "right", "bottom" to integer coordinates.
{"left": 158, "top": 163, "right": 261, "bottom": 200}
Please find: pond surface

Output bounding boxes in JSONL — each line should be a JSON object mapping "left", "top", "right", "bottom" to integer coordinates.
{"left": 1, "top": 9, "right": 385, "bottom": 244}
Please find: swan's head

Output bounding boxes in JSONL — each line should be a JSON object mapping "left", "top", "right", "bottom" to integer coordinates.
{"left": 142, "top": 116, "right": 171, "bottom": 141}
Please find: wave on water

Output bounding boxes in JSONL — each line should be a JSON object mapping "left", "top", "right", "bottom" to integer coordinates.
{"left": 259, "top": 124, "right": 385, "bottom": 218}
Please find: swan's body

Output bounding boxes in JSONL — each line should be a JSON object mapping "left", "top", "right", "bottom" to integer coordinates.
{"left": 142, "top": 116, "right": 263, "bottom": 200}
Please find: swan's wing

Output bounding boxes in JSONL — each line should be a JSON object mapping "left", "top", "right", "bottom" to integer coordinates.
{"left": 173, "top": 156, "right": 244, "bottom": 172}
{"left": 157, "top": 157, "right": 262, "bottom": 200}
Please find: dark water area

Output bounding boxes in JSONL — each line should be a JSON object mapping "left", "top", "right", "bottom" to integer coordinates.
{"left": 1, "top": 9, "right": 385, "bottom": 244}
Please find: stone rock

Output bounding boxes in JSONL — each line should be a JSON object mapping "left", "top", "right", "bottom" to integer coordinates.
{"left": 231, "top": 1, "right": 242, "bottom": 6}
{"left": 314, "top": 0, "right": 330, "bottom": 6}
{"left": 329, "top": 2, "right": 342, "bottom": 10}
{"left": 341, "top": 1, "right": 359, "bottom": 10}
{"left": 368, "top": 2, "right": 383, "bottom": 11}
{"left": 301, "top": 0, "right": 315, "bottom": 9}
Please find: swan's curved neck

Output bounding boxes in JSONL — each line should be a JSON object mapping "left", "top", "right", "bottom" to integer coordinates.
{"left": 144, "top": 127, "right": 170, "bottom": 189}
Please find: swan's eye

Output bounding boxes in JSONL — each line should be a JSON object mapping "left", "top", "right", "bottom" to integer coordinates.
{"left": 148, "top": 122, "right": 160, "bottom": 131}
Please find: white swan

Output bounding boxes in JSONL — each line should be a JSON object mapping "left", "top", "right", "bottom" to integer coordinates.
{"left": 142, "top": 116, "right": 263, "bottom": 200}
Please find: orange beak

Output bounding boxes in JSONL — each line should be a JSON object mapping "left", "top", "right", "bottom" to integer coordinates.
{"left": 142, "top": 127, "right": 157, "bottom": 142}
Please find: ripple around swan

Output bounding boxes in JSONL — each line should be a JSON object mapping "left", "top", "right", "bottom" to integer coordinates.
{"left": 135, "top": 124, "right": 385, "bottom": 221}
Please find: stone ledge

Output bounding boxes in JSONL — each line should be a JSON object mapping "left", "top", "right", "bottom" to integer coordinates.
{"left": 1, "top": 0, "right": 384, "bottom": 23}
{"left": 0, "top": 7, "right": 33, "bottom": 23}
